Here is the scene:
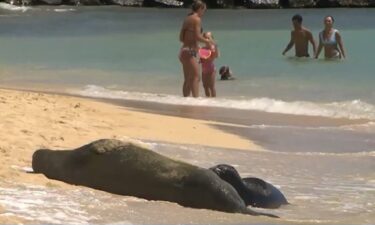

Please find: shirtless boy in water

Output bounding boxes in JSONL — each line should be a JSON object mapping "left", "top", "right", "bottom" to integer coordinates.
{"left": 179, "top": 0, "right": 212, "bottom": 97}
{"left": 282, "top": 14, "right": 317, "bottom": 57}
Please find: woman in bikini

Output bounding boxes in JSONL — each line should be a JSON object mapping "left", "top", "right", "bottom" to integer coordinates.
{"left": 315, "top": 15, "right": 346, "bottom": 59}
{"left": 200, "top": 32, "right": 219, "bottom": 97}
{"left": 179, "top": 0, "right": 212, "bottom": 98}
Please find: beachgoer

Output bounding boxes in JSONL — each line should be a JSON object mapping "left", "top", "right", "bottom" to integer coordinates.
{"left": 219, "top": 66, "right": 234, "bottom": 80}
{"left": 282, "top": 14, "right": 316, "bottom": 57}
{"left": 315, "top": 15, "right": 346, "bottom": 59}
{"left": 179, "top": 0, "right": 212, "bottom": 98}
{"left": 200, "top": 31, "right": 219, "bottom": 97}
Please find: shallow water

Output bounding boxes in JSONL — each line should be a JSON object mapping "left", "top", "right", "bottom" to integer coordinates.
{"left": 1, "top": 6, "right": 375, "bottom": 105}
{"left": 2, "top": 5, "right": 375, "bottom": 144}
{"left": 0, "top": 5, "right": 374, "bottom": 224}
{"left": 1, "top": 141, "right": 374, "bottom": 224}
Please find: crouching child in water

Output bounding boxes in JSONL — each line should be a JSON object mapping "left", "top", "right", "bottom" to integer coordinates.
{"left": 200, "top": 31, "right": 219, "bottom": 97}
{"left": 219, "top": 65, "right": 234, "bottom": 80}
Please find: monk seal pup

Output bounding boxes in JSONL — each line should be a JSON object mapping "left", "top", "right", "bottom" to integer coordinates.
{"left": 32, "top": 139, "right": 277, "bottom": 218}
{"left": 210, "top": 164, "right": 288, "bottom": 209}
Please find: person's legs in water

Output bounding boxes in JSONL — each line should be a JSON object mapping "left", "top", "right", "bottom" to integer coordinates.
{"left": 202, "top": 62, "right": 215, "bottom": 97}
{"left": 181, "top": 63, "right": 191, "bottom": 97}
{"left": 202, "top": 73, "right": 210, "bottom": 97}
{"left": 190, "top": 60, "right": 200, "bottom": 98}
{"left": 180, "top": 48, "right": 199, "bottom": 97}
{"left": 208, "top": 69, "right": 216, "bottom": 97}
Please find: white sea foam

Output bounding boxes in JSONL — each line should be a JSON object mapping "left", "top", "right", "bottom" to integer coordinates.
{"left": 0, "top": 2, "right": 30, "bottom": 12}
{"left": 54, "top": 8, "right": 76, "bottom": 12}
{"left": 338, "top": 121, "right": 375, "bottom": 133}
{"left": 0, "top": 185, "right": 97, "bottom": 224}
{"left": 279, "top": 150, "right": 375, "bottom": 157}
{"left": 74, "top": 85, "right": 375, "bottom": 120}
{"left": 294, "top": 195, "right": 319, "bottom": 200}
{"left": 284, "top": 218, "right": 336, "bottom": 224}
{"left": 145, "top": 138, "right": 375, "bottom": 157}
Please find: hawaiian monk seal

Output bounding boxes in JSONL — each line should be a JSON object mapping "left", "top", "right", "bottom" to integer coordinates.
{"left": 32, "top": 139, "right": 277, "bottom": 218}
{"left": 210, "top": 164, "right": 288, "bottom": 209}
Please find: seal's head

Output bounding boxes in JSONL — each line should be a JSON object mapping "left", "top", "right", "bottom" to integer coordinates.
{"left": 32, "top": 149, "right": 50, "bottom": 173}
{"left": 210, "top": 164, "right": 244, "bottom": 189}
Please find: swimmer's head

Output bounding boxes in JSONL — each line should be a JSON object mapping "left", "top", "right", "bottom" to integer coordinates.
{"left": 324, "top": 15, "right": 335, "bottom": 28}
{"left": 219, "top": 66, "right": 229, "bottom": 75}
{"left": 292, "top": 14, "right": 303, "bottom": 24}
{"left": 203, "top": 31, "right": 214, "bottom": 41}
{"left": 292, "top": 14, "right": 303, "bottom": 28}
{"left": 191, "top": 0, "right": 206, "bottom": 17}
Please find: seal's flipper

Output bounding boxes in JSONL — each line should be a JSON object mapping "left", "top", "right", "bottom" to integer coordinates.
{"left": 243, "top": 208, "right": 279, "bottom": 218}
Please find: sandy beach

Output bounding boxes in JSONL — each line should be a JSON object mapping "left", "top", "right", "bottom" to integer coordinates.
{"left": 1, "top": 88, "right": 374, "bottom": 224}
{"left": 0, "top": 88, "right": 267, "bottom": 222}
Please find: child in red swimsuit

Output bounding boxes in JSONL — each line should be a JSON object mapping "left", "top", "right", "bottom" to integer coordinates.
{"left": 200, "top": 31, "right": 219, "bottom": 97}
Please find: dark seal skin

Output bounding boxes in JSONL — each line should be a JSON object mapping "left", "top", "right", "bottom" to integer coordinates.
{"left": 32, "top": 139, "right": 278, "bottom": 218}
{"left": 210, "top": 164, "right": 289, "bottom": 209}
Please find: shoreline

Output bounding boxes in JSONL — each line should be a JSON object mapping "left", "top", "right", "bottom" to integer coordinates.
{"left": 1, "top": 85, "right": 372, "bottom": 154}
{"left": 2, "top": 85, "right": 371, "bottom": 144}
{"left": 0, "top": 87, "right": 374, "bottom": 224}
{"left": 3, "top": 84, "right": 370, "bottom": 130}
{"left": 0, "top": 86, "right": 262, "bottom": 148}
{"left": 3, "top": 84, "right": 369, "bottom": 127}
{"left": 0, "top": 87, "right": 263, "bottom": 181}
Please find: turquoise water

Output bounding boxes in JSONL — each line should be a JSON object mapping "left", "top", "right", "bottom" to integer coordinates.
{"left": 0, "top": 5, "right": 374, "bottom": 224}
{"left": 1, "top": 6, "right": 375, "bottom": 110}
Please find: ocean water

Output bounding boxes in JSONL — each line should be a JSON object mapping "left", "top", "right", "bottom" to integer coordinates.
{"left": 0, "top": 4, "right": 374, "bottom": 224}
{"left": 1, "top": 6, "right": 375, "bottom": 107}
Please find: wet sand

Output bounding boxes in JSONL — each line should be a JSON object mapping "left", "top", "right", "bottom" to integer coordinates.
{"left": 84, "top": 95, "right": 373, "bottom": 153}
{"left": 0, "top": 88, "right": 374, "bottom": 224}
